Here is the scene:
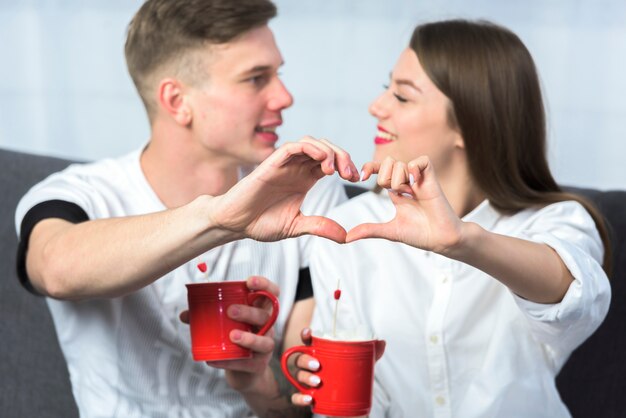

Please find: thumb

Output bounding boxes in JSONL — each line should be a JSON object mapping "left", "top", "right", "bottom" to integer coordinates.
{"left": 345, "top": 221, "right": 395, "bottom": 243}
{"left": 292, "top": 215, "right": 347, "bottom": 243}
{"left": 179, "top": 310, "right": 190, "bottom": 324}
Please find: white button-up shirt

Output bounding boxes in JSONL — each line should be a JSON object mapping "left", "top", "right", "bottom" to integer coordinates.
{"left": 310, "top": 191, "right": 610, "bottom": 418}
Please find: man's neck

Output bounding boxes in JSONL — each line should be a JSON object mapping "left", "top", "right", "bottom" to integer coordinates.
{"left": 140, "top": 131, "right": 241, "bottom": 209}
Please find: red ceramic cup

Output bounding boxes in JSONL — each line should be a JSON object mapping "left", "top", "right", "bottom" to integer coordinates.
{"left": 186, "top": 281, "right": 279, "bottom": 361}
{"left": 281, "top": 335, "right": 382, "bottom": 417}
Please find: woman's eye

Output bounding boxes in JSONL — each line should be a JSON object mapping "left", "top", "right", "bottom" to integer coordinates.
{"left": 383, "top": 83, "right": 407, "bottom": 103}
{"left": 393, "top": 93, "right": 408, "bottom": 103}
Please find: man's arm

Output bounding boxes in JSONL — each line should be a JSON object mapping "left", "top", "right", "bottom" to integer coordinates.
{"left": 26, "top": 196, "right": 228, "bottom": 299}
{"left": 24, "top": 139, "right": 358, "bottom": 300}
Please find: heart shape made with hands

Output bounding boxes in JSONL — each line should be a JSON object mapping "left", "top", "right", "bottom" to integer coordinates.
{"left": 305, "top": 182, "right": 462, "bottom": 255}
{"left": 310, "top": 153, "right": 465, "bottom": 251}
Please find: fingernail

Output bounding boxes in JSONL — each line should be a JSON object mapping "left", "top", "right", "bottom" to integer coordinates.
{"left": 360, "top": 170, "right": 365, "bottom": 181}
{"left": 302, "top": 395, "right": 313, "bottom": 404}
{"left": 231, "top": 330, "right": 242, "bottom": 341}
{"left": 230, "top": 306, "right": 240, "bottom": 317}
{"left": 330, "top": 160, "right": 335, "bottom": 170}
{"left": 308, "top": 360, "right": 320, "bottom": 370}
{"left": 409, "top": 173, "right": 415, "bottom": 185}
{"left": 309, "top": 375, "right": 321, "bottom": 385}
{"left": 345, "top": 166, "right": 351, "bottom": 176}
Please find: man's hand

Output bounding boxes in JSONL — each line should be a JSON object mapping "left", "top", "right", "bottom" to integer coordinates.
{"left": 180, "top": 276, "right": 280, "bottom": 393}
{"left": 210, "top": 137, "right": 359, "bottom": 244}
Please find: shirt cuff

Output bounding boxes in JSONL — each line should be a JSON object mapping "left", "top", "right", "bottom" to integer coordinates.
{"left": 511, "top": 233, "right": 589, "bottom": 324}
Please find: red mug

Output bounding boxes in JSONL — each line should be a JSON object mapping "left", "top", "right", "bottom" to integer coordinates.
{"left": 186, "top": 281, "right": 279, "bottom": 361}
{"left": 281, "top": 335, "right": 382, "bottom": 417}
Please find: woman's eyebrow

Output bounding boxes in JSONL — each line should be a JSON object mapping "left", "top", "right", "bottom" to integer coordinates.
{"left": 389, "top": 72, "right": 422, "bottom": 92}
{"left": 395, "top": 78, "right": 422, "bottom": 93}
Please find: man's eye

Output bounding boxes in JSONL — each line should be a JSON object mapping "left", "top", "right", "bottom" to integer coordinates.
{"left": 247, "top": 74, "right": 269, "bottom": 86}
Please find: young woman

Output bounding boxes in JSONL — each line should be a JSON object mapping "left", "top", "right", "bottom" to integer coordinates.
{"left": 293, "top": 19, "right": 611, "bottom": 417}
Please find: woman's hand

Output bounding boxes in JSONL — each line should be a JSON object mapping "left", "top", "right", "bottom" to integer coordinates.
{"left": 289, "top": 328, "right": 318, "bottom": 407}
{"left": 347, "top": 156, "right": 465, "bottom": 255}
{"left": 290, "top": 329, "right": 386, "bottom": 407}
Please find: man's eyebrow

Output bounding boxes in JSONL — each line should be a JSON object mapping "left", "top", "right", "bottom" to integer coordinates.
{"left": 244, "top": 65, "right": 272, "bottom": 74}
{"left": 241, "top": 61, "right": 285, "bottom": 76}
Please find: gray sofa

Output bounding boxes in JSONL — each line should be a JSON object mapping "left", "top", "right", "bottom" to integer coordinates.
{"left": 0, "top": 148, "right": 79, "bottom": 417}
{"left": 1, "top": 147, "right": 625, "bottom": 418}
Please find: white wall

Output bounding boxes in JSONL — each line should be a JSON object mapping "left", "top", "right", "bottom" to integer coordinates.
{"left": 1, "top": 0, "right": 624, "bottom": 189}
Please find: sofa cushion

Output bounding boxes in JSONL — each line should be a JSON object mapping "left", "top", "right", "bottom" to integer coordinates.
{"left": 0, "top": 148, "right": 79, "bottom": 418}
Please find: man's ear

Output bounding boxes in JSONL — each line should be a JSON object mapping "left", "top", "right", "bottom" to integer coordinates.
{"left": 157, "top": 78, "right": 192, "bottom": 126}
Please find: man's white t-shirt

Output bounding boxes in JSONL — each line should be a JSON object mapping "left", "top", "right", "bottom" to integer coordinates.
{"left": 310, "top": 191, "right": 611, "bottom": 418}
{"left": 15, "top": 148, "right": 347, "bottom": 418}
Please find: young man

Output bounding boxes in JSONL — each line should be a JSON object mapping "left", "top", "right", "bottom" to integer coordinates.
{"left": 15, "top": 0, "right": 357, "bottom": 416}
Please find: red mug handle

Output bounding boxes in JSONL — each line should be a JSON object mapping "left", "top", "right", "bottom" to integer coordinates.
{"left": 247, "top": 290, "right": 279, "bottom": 336}
{"left": 281, "top": 345, "right": 316, "bottom": 395}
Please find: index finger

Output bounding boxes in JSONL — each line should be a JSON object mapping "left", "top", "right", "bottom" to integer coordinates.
{"left": 360, "top": 161, "right": 382, "bottom": 181}
{"left": 245, "top": 276, "right": 280, "bottom": 297}
{"left": 271, "top": 141, "right": 328, "bottom": 169}
{"left": 316, "top": 138, "right": 360, "bottom": 182}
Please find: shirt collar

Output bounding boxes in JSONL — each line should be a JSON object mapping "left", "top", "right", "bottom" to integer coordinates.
{"left": 462, "top": 199, "right": 502, "bottom": 231}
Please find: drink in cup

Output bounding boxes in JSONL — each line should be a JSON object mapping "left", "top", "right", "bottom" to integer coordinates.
{"left": 186, "top": 281, "right": 279, "bottom": 361}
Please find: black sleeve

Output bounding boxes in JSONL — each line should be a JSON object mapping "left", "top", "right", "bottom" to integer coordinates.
{"left": 295, "top": 267, "right": 314, "bottom": 302}
{"left": 16, "top": 200, "right": 89, "bottom": 294}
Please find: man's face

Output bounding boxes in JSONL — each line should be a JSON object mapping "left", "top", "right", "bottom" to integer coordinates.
{"left": 186, "top": 25, "right": 293, "bottom": 166}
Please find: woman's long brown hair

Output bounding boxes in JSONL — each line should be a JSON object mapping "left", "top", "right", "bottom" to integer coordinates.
{"left": 410, "top": 19, "right": 611, "bottom": 274}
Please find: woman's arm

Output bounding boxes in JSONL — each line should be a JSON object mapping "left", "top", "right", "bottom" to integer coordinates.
{"left": 348, "top": 156, "right": 579, "bottom": 303}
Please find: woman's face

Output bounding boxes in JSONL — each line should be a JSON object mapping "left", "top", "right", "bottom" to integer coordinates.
{"left": 369, "top": 48, "right": 463, "bottom": 174}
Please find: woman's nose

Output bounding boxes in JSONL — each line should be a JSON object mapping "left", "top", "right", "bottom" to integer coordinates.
{"left": 368, "top": 92, "right": 388, "bottom": 120}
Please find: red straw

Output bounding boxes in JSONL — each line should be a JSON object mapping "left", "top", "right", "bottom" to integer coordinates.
{"left": 333, "top": 279, "right": 341, "bottom": 338}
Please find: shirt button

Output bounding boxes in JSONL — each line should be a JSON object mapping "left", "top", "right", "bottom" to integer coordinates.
{"left": 436, "top": 396, "right": 446, "bottom": 406}
{"left": 430, "top": 335, "right": 439, "bottom": 344}
{"left": 441, "top": 275, "right": 448, "bottom": 284}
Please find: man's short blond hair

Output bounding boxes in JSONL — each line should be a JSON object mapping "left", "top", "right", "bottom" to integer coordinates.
{"left": 125, "top": 0, "right": 277, "bottom": 120}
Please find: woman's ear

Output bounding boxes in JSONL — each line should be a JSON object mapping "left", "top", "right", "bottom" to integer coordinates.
{"left": 454, "top": 132, "right": 465, "bottom": 150}
{"left": 157, "top": 78, "right": 192, "bottom": 126}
